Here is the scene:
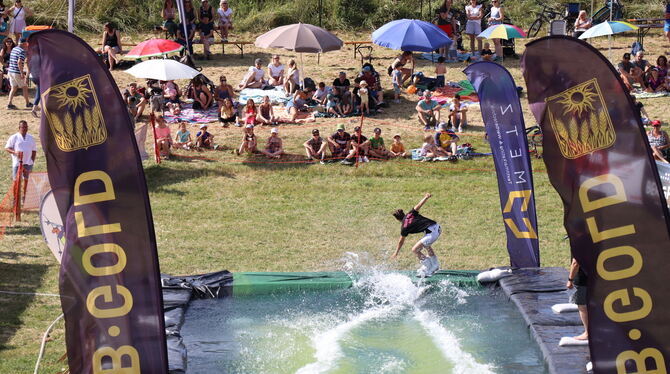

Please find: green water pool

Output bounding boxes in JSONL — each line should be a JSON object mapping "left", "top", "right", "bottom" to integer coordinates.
{"left": 181, "top": 271, "right": 547, "bottom": 374}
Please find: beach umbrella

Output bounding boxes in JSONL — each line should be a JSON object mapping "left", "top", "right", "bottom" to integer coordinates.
{"left": 254, "top": 23, "right": 343, "bottom": 53}
{"left": 478, "top": 24, "right": 526, "bottom": 40}
{"left": 124, "top": 59, "right": 200, "bottom": 81}
{"left": 255, "top": 23, "right": 343, "bottom": 87}
{"left": 125, "top": 38, "right": 184, "bottom": 60}
{"left": 372, "top": 19, "right": 452, "bottom": 52}
{"left": 578, "top": 21, "right": 638, "bottom": 39}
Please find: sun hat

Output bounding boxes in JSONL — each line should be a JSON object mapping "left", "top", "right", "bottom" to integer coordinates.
{"left": 271, "top": 127, "right": 279, "bottom": 133}
{"left": 360, "top": 81, "right": 368, "bottom": 86}
{"left": 336, "top": 123, "right": 345, "bottom": 131}
{"left": 362, "top": 66, "right": 371, "bottom": 72}
{"left": 652, "top": 120, "right": 662, "bottom": 126}
{"left": 245, "top": 124, "right": 254, "bottom": 129}
{"left": 393, "top": 133, "right": 401, "bottom": 139}
{"left": 200, "top": 124, "right": 208, "bottom": 129}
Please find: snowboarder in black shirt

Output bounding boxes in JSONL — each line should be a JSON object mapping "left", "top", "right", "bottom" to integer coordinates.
{"left": 390, "top": 193, "right": 441, "bottom": 277}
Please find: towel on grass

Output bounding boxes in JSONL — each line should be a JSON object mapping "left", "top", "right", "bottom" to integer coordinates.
{"left": 631, "top": 90, "right": 669, "bottom": 99}
{"left": 558, "top": 337, "right": 589, "bottom": 346}
{"left": 273, "top": 105, "right": 316, "bottom": 123}
{"left": 239, "top": 86, "right": 290, "bottom": 105}
{"left": 163, "top": 103, "right": 220, "bottom": 124}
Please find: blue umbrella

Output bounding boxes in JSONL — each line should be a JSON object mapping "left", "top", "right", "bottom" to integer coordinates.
{"left": 372, "top": 19, "right": 452, "bottom": 52}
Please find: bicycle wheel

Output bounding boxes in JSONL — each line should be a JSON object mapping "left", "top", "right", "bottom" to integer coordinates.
{"left": 527, "top": 19, "right": 543, "bottom": 38}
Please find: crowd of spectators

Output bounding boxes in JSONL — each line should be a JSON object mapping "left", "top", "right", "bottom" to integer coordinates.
{"left": 618, "top": 51, "right": 670, "bottom": 94}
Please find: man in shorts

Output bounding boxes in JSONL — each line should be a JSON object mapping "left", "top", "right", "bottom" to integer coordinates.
{"left": 566, "top": 257, "right": 588, "bottom": 341}
{"left": 390, "top": 193, "right": 441, "bottom": 277}
{"left": 7, "top": 37, "right": 31, "bottom": 110}
{"left": 416, "top": 90, "right": 441, "bottom": 131}
{"left": 304, "top": 129, "right": 327, "bottom": 164}
{"left": 5, "top": 120, "right": 36, "bottom": 182}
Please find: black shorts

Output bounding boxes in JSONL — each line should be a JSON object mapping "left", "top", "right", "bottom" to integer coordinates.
{"left": 570, "top": 285, "right": 587, "bottom": 306}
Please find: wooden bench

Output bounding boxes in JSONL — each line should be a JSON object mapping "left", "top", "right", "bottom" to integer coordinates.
{"left": 344, "top": 41, "right": 374, "bottom": 63}
{"left": 221, "top": 41, "right": 253, "bottom": 58}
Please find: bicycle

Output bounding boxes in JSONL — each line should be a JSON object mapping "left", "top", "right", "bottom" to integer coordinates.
{"left": 527, "top": 4, "right": 561, "bottom": 38}
{"left": 525, "top": 125, "right": 543, "bottom": 158}
{"left": 591, "top": 0, "right": 624, "bottom": 24}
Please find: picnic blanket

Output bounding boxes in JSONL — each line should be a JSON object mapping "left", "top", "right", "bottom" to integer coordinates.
{"left": 631, "top": 90, "right": 669, "bottom": 99}
{"left": 163, "top": 103, "right": 220, "bottom": 124}
{"left": 420, "top": 52, "right": 473, "bottom": 63}
{"left": 420, "top": 82, "right": 479, "bottom": 108}
{"left": 273, "top": 105, "right": 316, "bottom": 123}
{"left": 239, "top": 86, "right": 290, "bottom": 105}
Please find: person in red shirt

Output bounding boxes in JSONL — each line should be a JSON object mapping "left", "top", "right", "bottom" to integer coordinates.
{"left": 390, "top": 193, "right": 441, "bottom": 277}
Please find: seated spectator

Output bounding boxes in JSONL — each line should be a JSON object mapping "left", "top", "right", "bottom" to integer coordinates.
{"left": 420, "top": 134, "right": 449, "bottom": 161}
{"left": 100, "top": 23, "right": 122, "bottom": 71}
{"left": 195, "top": 124, "right": 214, "bottom": 149}
{"left": 197, "top": 15, "right": 216, "bottom": 59}
{"left": 340, "top": 87, "right": 353, "bottom": 115}
{"left": 159, "top": 0, "right": 178, "bottom": 37}
{"left": 327, "top": 86, "right": 344, "bottom": 117}
{"left": 389, "top": 51, "right": 414, "bottom": 85}
{"left": 358, "top": 63, "right": 384, "bottom": 108}
{"left": 283, "top": 58, "right": 300, "bottom": 94}
{"left": 368, "top": 127, "right": 393, "bottom": 159}
{"left": 656, "top": 55, "right": 669, "bottom": 82}
{"left": 174, "top": 122, "right": 192, "bottom": 150}
{"left": 219, "top": 97, "right": 238, "bottom": 125}
{"left": 176, "top": 19, "right": 195, "bottom": 55}
{"left": 435, "top": 123, "right": 459, "bottom": 156}
{"left": 646, "top": 68, "right": 667, "bottom": 93}
{"left": 313, "top": 82, "right": 328, "bottom": 105}
{"left": 333, "top": 72, "right": 353, "bottom": 113}
{"left": 617, "top": 53, "right": 635, "bottom": 91}
{"left": 238, "top": 58, "right": 266, "bottom": 89}
{"left": 215, "top": 75, "right": 236, "bottom": 108}
{"left": 573, "top": 10, "right": 592, "bottom": 39}
{"left": 333, "top": 71, "right": 350, "bottom": 91}
{"left": 632, "top": 96, "right": 651, "bottom": 125}
{"left": 285, "top": 89, "right": 309, "bottom": 123}
{"left": 162, "top": 80, "right": 182, "bottom": 115}
{"left": 449, "top": 94, "right": 468, "bottom": 132}
{"left": 237, "top": 124, "right": 257, "bottom": 155}
{"left": 154, "top": 114, "right": 172, "bottom": 159}
{"left": 257, "top": 95, "right": 277, "bottom": 125}
{"left": 198, "top": 0, "right": 214, "bottom": 23}
{"left": 217, "top": 0, "right": 233, "bottom": 41}
{"left": 416, "top": 90, "right": 441, "bottom": 130}
{"left": 327, "top": 124, "right": 351, "bottom": 159}
{"left": 390, "top": 133, "right": 407, "bottom": 157}
{"left": 261, "top": 127, "right": 284, "bottom": 159}
{"left": 304, "top": 128, "right": 327, "bottom": 163}
{"left": 647, "top": 120, "right": 670, "bottom": 163}
{"left": 631, "top": 51, "right": 650, "bottom": 87}
{"left": 267, "top": 55, "right": 285, "bottom": 86}
{"left": 146, "top": 80, "right": 165, "bottom": 113}
{"left": 481, "top": 48, "right": 494, "bottom": 61}
{"left": 341, "top": 126, "right": 370, "bottom": 165}
{"left": 244, "top": 99, "right": 257, "bottom": 125}
{"left": 189, "top": 79, "right": 213, "bottom": 110}
{"left": 123, "top": 82, "right": 148, "bottom": 121}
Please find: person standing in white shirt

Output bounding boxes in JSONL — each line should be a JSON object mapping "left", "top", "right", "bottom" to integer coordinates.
{"left": 465, "top": 0, "right": 483, "bottom": 54}
{"left": 5, "top": 120, "right": 36, "bottom": 181}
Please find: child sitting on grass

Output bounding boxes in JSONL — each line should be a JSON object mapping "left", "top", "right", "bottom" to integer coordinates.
{"left": 391, "top": 134, "right": 407, "bottom": 158}
{"left": 327, "top": 86, "right": 344, "bottom": 117}
{"left": 256, "top": 95, "right": 277, "bottom": 125}
{"left": 236, "top": 124, "right": 257, "bottom": 155}
{"left": 195, "top": 124, "right": 215, "bottom": 149}
{"left": 174, "top": 122, "right": 192, "bottom": 150}
{"left": 435, "top": 56, "right": 446, "bottom": 88}
{"left": 313, "top": 82, "right": 328, "bottom": 105}
{"left": 261, "top": 127, "right": 284, "bottom": 159}
{"left": 244, "top": 100, "right": 257, "bottom": 125}
{"left": 420, "top": 134, "right": 448, "bottom": 161}
{"left": 219, "top": 97, "right": 238, "bottom": 126}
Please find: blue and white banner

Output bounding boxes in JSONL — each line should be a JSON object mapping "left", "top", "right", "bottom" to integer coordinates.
{"left": 464, "top": 62, "right": 540, "bottom": 267}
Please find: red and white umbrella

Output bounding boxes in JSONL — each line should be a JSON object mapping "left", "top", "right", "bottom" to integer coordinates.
{"left": 125, "top": 39, "right": 184, "bottom": 60}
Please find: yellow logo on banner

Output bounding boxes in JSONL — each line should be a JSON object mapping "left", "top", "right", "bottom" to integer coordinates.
{"left": 545, "top": 78, "right": 615, "bottom": 159}
{"left": 42, "top": 75, "right": 107, "bottom": 152}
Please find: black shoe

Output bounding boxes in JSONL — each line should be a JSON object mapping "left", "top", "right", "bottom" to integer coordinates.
{"left": 26, "top": 103, "right": 33, "bottom": 108}
{"left": 7, "top": 104, "right": 16, "bottom": 109}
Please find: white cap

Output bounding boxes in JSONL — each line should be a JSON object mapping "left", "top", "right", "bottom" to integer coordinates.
{"left": 271, "top": 127, "right": 279, "bottom": 134}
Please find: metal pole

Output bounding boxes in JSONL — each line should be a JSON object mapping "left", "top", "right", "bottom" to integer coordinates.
{"left": 176, "top": 0, "right": 191, "bottom": 55}
{"left": 67, "top": 0, "right": 75, "bottom": 33}
{"left": 318, "top": 0, "right": 322, "bottom": 27}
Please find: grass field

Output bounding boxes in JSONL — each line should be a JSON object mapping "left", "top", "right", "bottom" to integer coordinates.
{"left": 1, "top": 30, "right": 669, "bottom": 372}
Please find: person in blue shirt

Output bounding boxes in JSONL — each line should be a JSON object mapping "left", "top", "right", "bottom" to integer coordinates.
{"left": 415, "top": 90, "right": 441, "bottom": 130}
